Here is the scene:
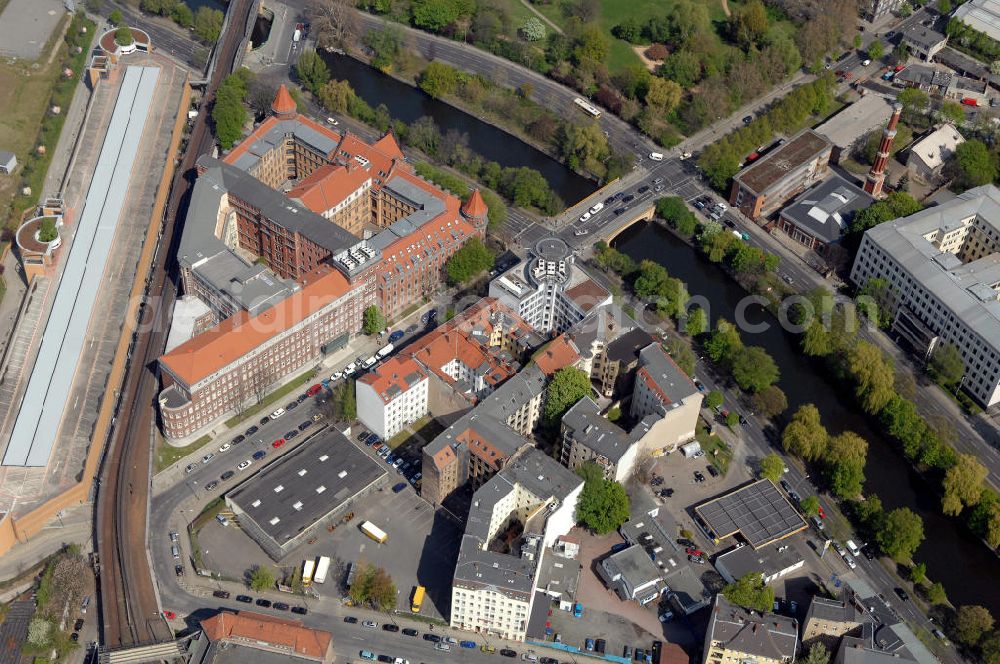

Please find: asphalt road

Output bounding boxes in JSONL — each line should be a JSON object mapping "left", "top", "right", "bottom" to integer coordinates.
{"left": 105, "top": 0, "right": 202, "bottom": 67}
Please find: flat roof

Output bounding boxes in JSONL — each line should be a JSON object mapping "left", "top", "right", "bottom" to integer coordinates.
{"left": 814, "top": 96, "right": 896, "bottom": 150}
{"left": 3, "top": 66, "right": 160, "bottom": 467}
{"left": 227, "top": 429, "right": 386, "bottom": 547}
{"left": 734, "top": 129, "right": 831, "bottom": 196}
{"left": 955, "top": 0, "right": 1000, "bottom": 42}
{"left": 780, "top": 173, "right": 874, "bottom": 243}
{"left": 694, "top": 479, "right": 807, "bottom": 548}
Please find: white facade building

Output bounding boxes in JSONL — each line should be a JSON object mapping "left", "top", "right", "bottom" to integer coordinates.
{"left": 850, "top": 185, "right": 1000, "bottom": 408}
{"left": 356, "top": 356, "right": 429, "bottom": 439}
{"left": 450, "top": 448, "right": 583, "bottom": 641}
{"left": 489, "top": 237, "right": 610, "bottom": 335}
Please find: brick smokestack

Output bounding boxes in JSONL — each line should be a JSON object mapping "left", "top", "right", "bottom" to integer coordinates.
{"left": 864, "top": 103, "right": 903, "bottom": 198}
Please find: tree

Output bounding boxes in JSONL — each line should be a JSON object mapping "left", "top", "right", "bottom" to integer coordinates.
{"left": 927, "top": 581, "right": 947, "bottom": 605}
{"left": 115, "top": 26, "right": 134, "bottom": 46}
{"left": 752, "top": 385, "right": 788, "bottom": 418}
{"left": 213, "top": 73, "right": 249, "bottom": 150}
{"left": 249, "top": 565, "right": 275, "bottom": 591}
{"left": 850, "top": 192, "right": 922, "bottom": 235}
{"left": 705, "top": 390, "right": 724, "bottom": 410}
{"left": 951, "top": 139, "right": 998, "bottom": 189}
{"left": 730, "top": 0, "right": 769, "bottom": 49}
{"left": 296, "top": 49, "right": 330, "bottom": 95}
{"left": 759, "top": 453, "right": 786, "bottom": 483}
{"left": 366, "top": 26, "right": 403, "bottom": 71}
{"left": 869, "top": 40, "right": 884, "bottom": 60}
{"left": 363, "top": 305, "right": 386, "bottom": 335}
{"left": 910, "top": 561, "right": 927, "bottom": 584}
{"left": 782, "top": 404, "right": 828, "bottom": 461}
{"left": 955, "top": 605, "right": 995, "bottom": 646}
{"left": 876, "top": 507, "right": 925, "bottom": 561}
{"left": 938, "top": 0, "right": 952, "bottom": 14}
{"left": 726, "top": 411, "right": 740, "bottom": 427}
{"left": 723, "top": 572, "right": 774, "bottom": 613}
{"left": 576, "top": 462, "right": 630, "bottom": 534}
{"left": 824, "top": 431, "right": 868, "bottom": 499}
{"left": 848, "top": 341, "right": 895, "bottom": 414}
{"left": 172, "top": 3, "right": 194, "bottom": 28}
{"left": 445, "top": 237, "right": 493, "bottom": 285}
{"left": 644, "top": 77, "right": 682, "bottom": 114}
{"left": 898, "top": 87, "right": 929, "bottom": 115}
{"left": 686, "top": 306, "right": 708, "bottom": 336}
{"left": 27, "top": 618, "right": 52, "bottom": 648}
{"left": 800, "top": 495, "right": 821, "bottom": 517}
{"left": 520, "top": 17, "right": 546, "bottom": 41}
{"left": 802, "top": 643, "right": 831, "bottom": 664}
{"left": 318, "top": 79, "right": 355, "bottom": 113}
{"left": 705, "top": 319, "right": 743, "bottom": 368}
{"left": 419, "top": 61, "right": 460, "bottom": 98}
{"left": 559, "top": 121, "right": 610, "bottom": 172}
{"left": 731, "top": 346, "right": 779, "bottom": 393}
{"left": 544, "top": 367, "right": 591, "bottom": 428}
{"left": 656, "top": 196, "right": 698, "bottom": 235}
{"left": 411, "top": 0, "right": 472, "bottom": 31}
{"left": 942, "top": 453, "right": 987, "bottom": 515}
{"left": 193, "top": 6, "right": 224, "bottom": 42}
{"left": 928, "top": 343, "right": 964, "bottom": 388}
{"left": 938, "top": 100, "right": 967, "bottom": 126}
{"left": 109, "top": 9, "right": 124, "bottom": 26}
{"left": 665, "top": 337, "right": 697, "bottom": 376}
{"left": 368, "top": 566, "right": 398, "bottom": 611}
{"left": 306, "top": 0, "right": 358, "bottom": 51}
{"left": 329, "top": 379, "right": 357, "bottom": 422}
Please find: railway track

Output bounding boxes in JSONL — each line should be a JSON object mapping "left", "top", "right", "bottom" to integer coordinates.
{"left": 96, "top": 0, "right": 252, "bottom": 648}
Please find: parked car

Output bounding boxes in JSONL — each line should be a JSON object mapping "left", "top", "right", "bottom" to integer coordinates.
{"left": 392, "top": 482, "right": 407, "bottom": 493}
{"left": 205, "top": 481, "right": 218, "bottom": 491}
{"left": 272, "top": 438, "right": 286, "bottom": 448}
{"left": 290, "top": 606, "right": 307, "bottom": 615}
{"left": 423, "top": 634, "right": 441, "bottom": 642}
{"left": 238, "top": 459, "right": 253, "bottom": 470}
{"left": 460, "top": 640, "right": 477, "bottom": 649}
{"left": 344, "top": 616, "right": 358, "bottom": 623}
{"left": 252, "top": 450, "right": 266, "bottom": 460}
{"left": 585, "top": 638, "right": 595, "bottom": 651}
{"left": 402, "top": 628, "right": 418, "bottom": 636}
{"left": 218, "top": 443, "right": 231, "bottom": 453}
{"left": 435, "top": 643, "right": 452, "bottom": 652}
{"left": 389, "top": 330, "right": 405, "bottom": 342}
{"left": 500, "top": 649, "right": 517, "bottom": 657}
{"left": 174, "top": 565, "right": 184, "bottom": 577}
{"left": 255, "top": 599, "right": 271, "bottom": 608}
{"left": 235, "top": 595, "right": 252, "bottom": 603}
{"left": 213, "top": 590, "right": 230, "bottom": 599}
{"left": 363, "top": 621, "right": 379, "bottom": 629}
{"left": 245, "top": 426, "right": 258, "bottom": 436}
{"left": 221, "top": 470, "right": 235, "bottom": 480}
{"left": 382, "top": 624, "right": 399, "bottom": 632}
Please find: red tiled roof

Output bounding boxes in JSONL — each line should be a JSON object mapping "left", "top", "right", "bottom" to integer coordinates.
{"left": 462, "top": 189, "right": 488, "bottom": 218}
{"left": 200, "top": 611, "right": 331, "bottom": 660}
{"left": 271, "top": 84, "right": 297, "bottom": 116}
{"left": 287, "top": 162, "right": 372, "bottom": 216}
{"left": 534, "top": 334, "right": 580, "bottom": 376}
{"left": 160, "top": 266, "right": 351, "bottom": 387}
{"left": 358, "top": 356, "right": 427, "bottom": 404}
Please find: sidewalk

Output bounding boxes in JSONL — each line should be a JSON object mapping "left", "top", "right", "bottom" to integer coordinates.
{"left": 0, "top": 503, "right": 92, "bottom": 582}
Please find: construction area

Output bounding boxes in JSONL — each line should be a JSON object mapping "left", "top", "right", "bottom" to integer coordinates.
{"left": 0, "top": 51, "right": 188, "bottom": 554}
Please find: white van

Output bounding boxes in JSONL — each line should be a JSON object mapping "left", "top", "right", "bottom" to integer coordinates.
{"left": 649, "top": 152, "right": 664, "bottom": 161}
{"left": 326, "top": 117, "right": 339, "bottom": 125}
{"left": 589, "top": 202, "right": 604, "bottom": 214}
{"left": 270, "top": 407, "right": 286, "bottom": 420}
{"left": 845, "top": 540, "right": 862, "bottom": 556}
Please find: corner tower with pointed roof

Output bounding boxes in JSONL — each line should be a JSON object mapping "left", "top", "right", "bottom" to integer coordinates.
{"left": 271, "top": 84, "right": 297, "bottom": 120}
{"left": 461, "top": 189, "right": 489, "bottom": 236}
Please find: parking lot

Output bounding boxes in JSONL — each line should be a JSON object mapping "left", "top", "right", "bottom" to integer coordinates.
{"left": 197, "top": 431, "right": 461, "bottom": 621}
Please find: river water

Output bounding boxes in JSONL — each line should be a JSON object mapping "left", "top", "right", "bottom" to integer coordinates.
{"left": 319, "top": 53, "right": 597, "bottom": 205}
{"left": 614, "top": 221, "right": 1000, "bottom": 614}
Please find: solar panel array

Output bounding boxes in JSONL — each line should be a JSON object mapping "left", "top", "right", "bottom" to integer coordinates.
{"left": 695, "top": 480, "right": 807, "bottom": 548}
{"left": 2, "top": 66, "right": 160, "bottom": 467}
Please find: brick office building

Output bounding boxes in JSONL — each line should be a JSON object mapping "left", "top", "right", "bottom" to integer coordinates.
{"left": 158, "top": 88, "right": 486, "bottom": 440}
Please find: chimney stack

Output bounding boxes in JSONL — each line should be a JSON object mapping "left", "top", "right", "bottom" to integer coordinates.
{"left": 864, "top": 103, "right": 903, "bottom": 198}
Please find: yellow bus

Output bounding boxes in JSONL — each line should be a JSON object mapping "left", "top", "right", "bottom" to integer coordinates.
{"left": 411, "top": 585, "right": 426, "bottom": 613}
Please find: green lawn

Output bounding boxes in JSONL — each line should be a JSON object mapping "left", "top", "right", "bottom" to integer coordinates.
{"left": 223, "top": 371, "right": 314, "bottom": 428}
{"left": 155, "top": 433, "right": 212, "bottom": 473}
{"left": 696, "top": 419, "right": 733, "bottom": 475}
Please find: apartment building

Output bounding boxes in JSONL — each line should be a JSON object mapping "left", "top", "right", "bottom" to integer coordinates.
{"left": 450, "top": 447, "right": 583, "bottom": 641}
{"left": 597, "top": 544, "right": 667, "bottom": 604}
{"left": 158, "top": 266, "right": 367, "bottom": 440}
{"left": 729, "top": 130, "right": 832, "bottom": 222}
{"left": 802, "top": 594, "right": 865, "bottom": 649}
{"left": 489, "top": 237, "right": 611, "bottom": 335}
{"left": 421, "top": 366, "right": 547, "bottom": 506}
{"left": 630, "top": 344, "right": 703, "bottom": 451}
{"left": 849, "top": 185, "right": 1000, "bottom": 407}
{"left": 704, "top": 595, "right": 799, "bottom": 664}
{"left": 560, "top": 396, "right": 640, "bottom": 482}
{"left": 191, "top": 611, "right": 335, "bottom": 664}
{"left": 356, "top": 356, "right": 429, "bottom": 440}
{"left": 406, "top": 298, "right": 542, "bottom": 420}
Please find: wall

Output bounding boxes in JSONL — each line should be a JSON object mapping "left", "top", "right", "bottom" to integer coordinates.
{"left": 355, "top": 379, "right": 386, "bottom": 439}
{"left": 636, "top": 396, "right": 702, "bottom": 454}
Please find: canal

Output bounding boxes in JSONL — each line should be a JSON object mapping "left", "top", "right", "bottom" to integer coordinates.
{"left": 320, "top": 53, "right": 598, "bottom": 205}
{"left": 614, "top": 221, "right": 1000, "bottom": 614}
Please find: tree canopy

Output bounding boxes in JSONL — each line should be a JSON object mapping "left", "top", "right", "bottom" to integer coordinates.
{"left": 723, "top": 572, "right": 774, "bottom": 613}
{"left": 445, "top": 237, "right": 494, "bottom": 285}
{"left": 759, "top": 453, "right": 785, "bottom": 483}
{"left": 752, "top": 385, "right": 788, "bottom": 418}
{"left": 954, "top": 605, "right": 995, "bottom": 646}
{"left": 544, "top": 367, "right": 591, "bottom": 428}
{"left": 575, "top": 461, "right": 630, "bottom": 534}
{"left": 782, "top": 404, "right": 828, "bottom": 461}
{"left": 296, "top": 49, "right": 331, "bottom": 94}
{"left": 823, "top": 431, "right": 868, "bottom": 499}
{"left": 363, "top": 305, "right": 386, "bottom": 335}
{"left": 249, "top": 565, "right": 275, "bottom": 591}
{"left": 942, "top": 453, "right": 987, "bottom": 516}
{"left": 928, "top": 343, "right": 965, "bottom": 389}
{"left": 875, "top": 507, "right": 925, "bottom": 561}
{"left": 731, "top": 346, "right": 779, "bottom": 393}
